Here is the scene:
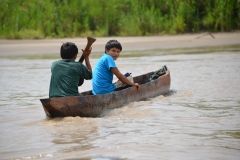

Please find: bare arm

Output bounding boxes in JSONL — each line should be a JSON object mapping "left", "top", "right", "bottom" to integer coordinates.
{"left": 111, "top": 67, "right": 140, "bottom": 90}
{"left": 81, "top": 47, "right": 92, "bottom": 72}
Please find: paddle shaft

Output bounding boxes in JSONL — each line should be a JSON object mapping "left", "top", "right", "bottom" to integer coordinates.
{"left": 78, "top": 37, "right": 96, "bottom": 86}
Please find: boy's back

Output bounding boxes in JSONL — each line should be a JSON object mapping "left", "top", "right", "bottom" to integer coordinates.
{"left": 92, "top": 53, "right": 117, "bottom": 94}
{"left": 49, "top": 42, "right": 93, "bottom": 98}
{"left": 49, "top": 59, "right": 92, "bottom": 98}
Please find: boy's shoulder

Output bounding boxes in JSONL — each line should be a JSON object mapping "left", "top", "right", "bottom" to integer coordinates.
{"left": 54, "top": 59, "right": 79, "bottom": 63}
{"left": 52, "top": 59, "right": 84, "bottom": 67}
{"left": 101, "top": 53, "right": 113, "bottom": 60}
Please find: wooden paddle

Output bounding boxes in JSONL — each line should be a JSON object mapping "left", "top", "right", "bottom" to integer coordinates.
{"left": 78, "top": 37, "right": 96, "bottom": 86}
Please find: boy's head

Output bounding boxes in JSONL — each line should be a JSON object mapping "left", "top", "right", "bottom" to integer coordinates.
{"left": 105, "top": 40, "right": 122, "bottom": 53}
{"left": 105, "top": 40, "right": 122, "bottom": 60}
{"left": 60, "top": 42, "right": 78, "bottom": 59}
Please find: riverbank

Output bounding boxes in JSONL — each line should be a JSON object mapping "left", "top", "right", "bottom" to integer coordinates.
{"left": 0, "top": 32, "right": 240, "bottom": 55}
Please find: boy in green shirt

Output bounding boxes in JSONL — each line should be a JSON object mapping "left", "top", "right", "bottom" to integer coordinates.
{"left": 49, "top": 42, "right": 92, "bottom": 98}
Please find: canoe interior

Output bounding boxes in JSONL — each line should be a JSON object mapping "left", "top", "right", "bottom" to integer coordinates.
{"left": 81, "top": 71, "right": 154, "bottom": 96}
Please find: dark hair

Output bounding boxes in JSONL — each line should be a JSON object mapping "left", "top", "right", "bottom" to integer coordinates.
{"left": 60, "top": 42, "right": 78, "bottom": 59}
{"left": 105, "top": 40, "right": 122, "bottom": 53}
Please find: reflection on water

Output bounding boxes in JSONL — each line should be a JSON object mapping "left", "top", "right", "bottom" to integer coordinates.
{"left": 0, "top": 46, "right": 240, "bottom": 159}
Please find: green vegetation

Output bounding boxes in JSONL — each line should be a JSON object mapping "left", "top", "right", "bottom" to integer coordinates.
{"left": 0, "top": 0, "right": 239, "bottom": 39}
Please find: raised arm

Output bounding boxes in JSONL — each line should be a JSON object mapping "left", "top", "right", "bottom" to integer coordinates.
{"left": 78, "top": 37, "right": 96, "bottom": 86}
{"left": 81, "top": 47, "right": 92, "bottom": 72}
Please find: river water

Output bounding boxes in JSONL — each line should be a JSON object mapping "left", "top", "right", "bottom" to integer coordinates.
{"left": 0, "top": 45, "right": 240, "bottom": 160}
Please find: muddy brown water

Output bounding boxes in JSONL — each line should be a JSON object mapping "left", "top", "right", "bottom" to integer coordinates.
{"left": 0, "top": 45, "right": 240, "bottom": 160}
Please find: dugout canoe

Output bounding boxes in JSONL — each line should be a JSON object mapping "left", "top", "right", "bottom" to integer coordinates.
{"left": 40, "top": 67, "right": 171, "bottom": 118}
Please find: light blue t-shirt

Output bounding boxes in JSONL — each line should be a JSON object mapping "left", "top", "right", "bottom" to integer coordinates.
{"left": 92, "top": 53, "right": 117, "bottom": 95}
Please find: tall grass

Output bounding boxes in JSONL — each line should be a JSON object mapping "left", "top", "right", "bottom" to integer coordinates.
{"left": 0, "top": 0, "right": 239, "bottom": 39}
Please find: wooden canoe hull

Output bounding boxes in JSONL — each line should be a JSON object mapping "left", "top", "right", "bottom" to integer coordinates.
{"left": 40, "top": 68, "right": 171, "bottom": 118}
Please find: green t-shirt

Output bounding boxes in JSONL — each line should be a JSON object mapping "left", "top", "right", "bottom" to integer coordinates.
{"left": 49, "top": 59, "right": 92, "bottom": 98}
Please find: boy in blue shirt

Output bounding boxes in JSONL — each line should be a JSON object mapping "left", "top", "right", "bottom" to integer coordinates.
{"left": 49, "top": 42, "right": 92, "bottom": 98}
{"left": 92, "top": 40, "right": 140, "bottom": 95}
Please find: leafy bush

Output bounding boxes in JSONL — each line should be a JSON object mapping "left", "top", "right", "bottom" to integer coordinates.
{"left": 0, "top": 0, "right": 239, "bottom": 39}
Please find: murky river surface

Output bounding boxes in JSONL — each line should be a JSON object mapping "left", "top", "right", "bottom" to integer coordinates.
{"left": 0, "top": 45, "right": 240, "bottom": 160}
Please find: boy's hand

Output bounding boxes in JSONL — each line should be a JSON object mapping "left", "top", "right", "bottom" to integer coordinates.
{"left": 82, "top": 47, "right": 92, "bottom": 58}
{"left": 134, "top": 83, "right": 141, "bottom": 90}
